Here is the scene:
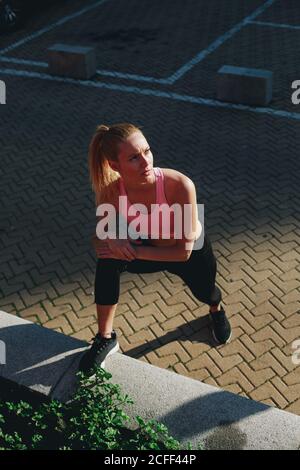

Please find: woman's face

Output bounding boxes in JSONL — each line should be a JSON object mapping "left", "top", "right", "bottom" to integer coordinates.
{"left": 110, "top": 131, "right": 154, "bottom": 186}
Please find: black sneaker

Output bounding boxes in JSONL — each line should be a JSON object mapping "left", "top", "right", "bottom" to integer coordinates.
{"left": 210, "top": 307, "right": 232, "bottom": 345}
{"left": 78, "top": 331, "right": 119, "bottom": 376}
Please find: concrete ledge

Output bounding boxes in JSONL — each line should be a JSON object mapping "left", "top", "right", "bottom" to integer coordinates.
{"left": 106, "top": 354, "right": 300, "bottom": 450}
{"left": 0, "top": 311, "right": 87, "bottom": 397}
{"left": 1, "top": 311, "right": 299, "bottom": 450}
{"left": 217, "top": 65, "right": 273, "bottom": 106}
{"left": 47, "top": 44, "right": 97, "bottom": 79}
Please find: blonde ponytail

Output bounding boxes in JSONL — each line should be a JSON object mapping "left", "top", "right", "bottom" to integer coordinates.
{"left": 88, "top": 122, "right": 141, "bottom": 206}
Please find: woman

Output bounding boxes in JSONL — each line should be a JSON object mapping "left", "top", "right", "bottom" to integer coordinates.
{"left": 79, "top": 123, "right": 231, "bottom": 375}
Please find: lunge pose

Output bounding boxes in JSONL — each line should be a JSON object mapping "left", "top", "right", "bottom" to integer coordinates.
{"left": 79, "top": 123, "right": 231, "bottom": 374}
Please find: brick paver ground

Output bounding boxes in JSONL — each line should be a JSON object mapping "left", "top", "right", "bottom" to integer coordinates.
{"left": 1, "top": 0, "right": 299, "bottom": 414}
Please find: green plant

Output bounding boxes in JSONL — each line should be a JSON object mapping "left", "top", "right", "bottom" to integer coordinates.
{"left": 0, "top": 367, "right": 197, "bottom": 450}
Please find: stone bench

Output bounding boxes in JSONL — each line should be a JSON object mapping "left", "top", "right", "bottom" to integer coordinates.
{"left": 1, "top": 310, "right": 300, "bottom": 450}
{"left": 217, "top": 65, "right": 273, "bottom": 106}
{"left": 47, "top": 44, "right": 97, "bottom": 80}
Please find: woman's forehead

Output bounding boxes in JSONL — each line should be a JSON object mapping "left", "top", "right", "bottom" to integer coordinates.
{"left": 119, "top": 132, "right": 148, "bottom": 157}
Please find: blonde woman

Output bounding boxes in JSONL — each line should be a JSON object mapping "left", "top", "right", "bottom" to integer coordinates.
{"left": 79, "top": 123, "right": 231, "bottom": 374}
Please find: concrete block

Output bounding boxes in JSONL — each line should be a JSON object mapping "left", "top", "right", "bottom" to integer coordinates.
{"left": 0, "top": 311, "right": 87, "bottom": 397}
{"left": 47, "top": 44, "right": 97, "bottom": 79}
{"left": 217, "top": 65, "right": 273, "bottom": 106}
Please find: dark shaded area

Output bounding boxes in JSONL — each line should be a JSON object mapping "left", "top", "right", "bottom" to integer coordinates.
{"left": 0, "top": 374, "right": 50, "bottom": 404}
{"left": 86, "top": 27, "right": 159, "bottom": 45}
{"left": 0, "top": 0, "right": 67, "bottom": 34}
{"left": 160, "top": 391, "right": 268, "bottom": 448}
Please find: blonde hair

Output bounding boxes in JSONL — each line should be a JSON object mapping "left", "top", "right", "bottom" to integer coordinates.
{"left": 88, "top": 122, "right": 142, "bottom": 206}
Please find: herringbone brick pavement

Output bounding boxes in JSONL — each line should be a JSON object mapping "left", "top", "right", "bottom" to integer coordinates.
{"left": 0, "top": 0, "right": 299, "bottom": 415}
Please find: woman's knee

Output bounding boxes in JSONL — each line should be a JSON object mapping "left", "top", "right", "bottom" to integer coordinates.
{"left": 184, "top": 235, "right": 217, "bottom": 277}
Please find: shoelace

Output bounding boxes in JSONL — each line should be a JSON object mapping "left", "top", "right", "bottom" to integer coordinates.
{"left": 92, "top": 335, "right": 112, "bottom": 351}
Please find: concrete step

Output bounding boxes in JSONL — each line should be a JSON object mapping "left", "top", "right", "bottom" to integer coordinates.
{"left": 0, "top": 310, "right": 299, "bottom": 450}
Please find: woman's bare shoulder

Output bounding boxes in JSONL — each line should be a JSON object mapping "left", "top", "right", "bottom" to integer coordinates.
{"left": 161, "top": 168, "right": 193, "bottom": 182}
{"left": 160, "top": 168, "right": 195, "bottom": 201}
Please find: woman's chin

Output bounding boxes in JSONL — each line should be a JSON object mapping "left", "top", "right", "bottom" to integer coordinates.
{"left": 141, "top": 169, "right": 153, "bottom": 179}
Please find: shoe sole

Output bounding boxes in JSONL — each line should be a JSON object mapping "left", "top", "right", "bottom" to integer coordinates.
{"left": 100, "top": 342, "right": 120, "bottom": 368}
{"left": 212, "top": 329, "right": 232, "bottom": 345}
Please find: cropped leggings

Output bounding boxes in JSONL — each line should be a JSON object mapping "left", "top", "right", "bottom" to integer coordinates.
{"left": 94, "top": 233, "right": 222, "bottom": 307}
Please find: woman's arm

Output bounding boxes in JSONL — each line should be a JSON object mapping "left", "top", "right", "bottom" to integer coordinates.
{"left": 135, "top": 176, "right": 199, "bottom": 262}
{"left": 134, "top": 244, "right": 189, "bottom": 262}
{"left": 93, "top": 206, "right": 140, "bottom": 261}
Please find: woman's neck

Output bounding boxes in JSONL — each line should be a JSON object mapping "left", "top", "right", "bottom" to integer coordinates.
{"left": 122, "top": 174, "right": 155, "bottom": 194}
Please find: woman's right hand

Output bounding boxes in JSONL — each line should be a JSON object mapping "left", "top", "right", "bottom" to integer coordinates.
{"left": 92, "top": 236, "right": 142, "bottom": 261}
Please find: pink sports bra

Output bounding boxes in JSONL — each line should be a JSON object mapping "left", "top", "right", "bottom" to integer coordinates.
{"left": 118, "top": 167, "right": 175, "bottom": 240}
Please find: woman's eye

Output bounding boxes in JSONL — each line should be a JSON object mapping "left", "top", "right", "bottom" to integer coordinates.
{"left": 130, "top": 149, "right": 151, "bottom": 161}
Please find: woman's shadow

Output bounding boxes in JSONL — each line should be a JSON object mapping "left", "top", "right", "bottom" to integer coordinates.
{"left": 123, "top": 313, "right": 213, "bottom": 359}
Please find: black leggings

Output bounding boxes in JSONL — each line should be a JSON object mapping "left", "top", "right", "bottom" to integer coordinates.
{"left": 94, "top": 233, "right": 222, "bottom": 307}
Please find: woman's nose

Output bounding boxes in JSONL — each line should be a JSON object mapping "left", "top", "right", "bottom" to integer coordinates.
{"left": 140, "top": 154, "right": 149, "bottom": 167}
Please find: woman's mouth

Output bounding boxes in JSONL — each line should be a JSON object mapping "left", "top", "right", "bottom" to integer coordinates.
{"left": 141, "top": 168, "right": 152, "bottom": 176}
